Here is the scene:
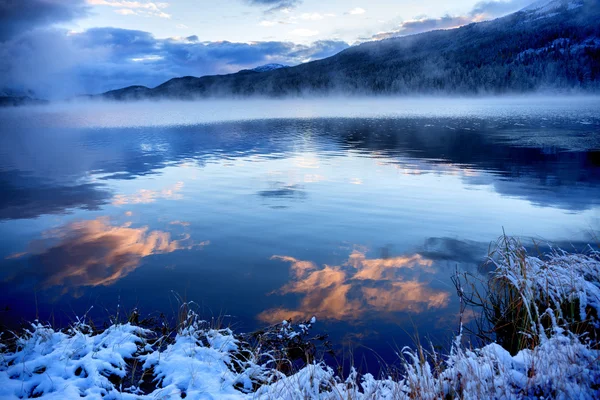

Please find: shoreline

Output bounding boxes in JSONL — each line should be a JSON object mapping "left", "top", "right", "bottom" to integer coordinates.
{"left": 2, "top": 236, "right": 598, "bottom": 399}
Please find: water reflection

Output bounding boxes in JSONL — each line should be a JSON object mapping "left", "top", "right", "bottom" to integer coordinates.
{"left": 257, "top": 183, "right": 307, "bottom": 200}
{"left": 0, "top": 170, "right": 111, "bottom": 220}
{"left": 0, "top": 118, "right": 598, "bottom": 222}
{"left": 112, "top": 181, "right": 185, "bottom": 205}
{"left": 0, "top": 108, "right": 598, "bottom": 364}
{"left": 257, "top": 182, "right": 308, "bottom": 209}
{"left": 258, "top": 250, "right": 450, "bottom": 324}
{"left": 6, "top": 216, "right": 208, "bottom": 293}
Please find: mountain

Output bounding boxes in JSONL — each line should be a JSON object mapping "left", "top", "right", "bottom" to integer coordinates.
{"left": 523, "top": 0, "right": 582, "bottom": 12}
{"left": 251, "top": 64, "right": 289, "bottom": 72}
{"left": 101, "top": 85, "right": 151, "bottom": 100}
{"left": 102, "top": 0, "right": 600, "bottom": 100}
{"left": 0, "top": 96, "right": 48, "bottom": 107}
{"left": 0, "top": 88, "right": 48, "bottom": 107}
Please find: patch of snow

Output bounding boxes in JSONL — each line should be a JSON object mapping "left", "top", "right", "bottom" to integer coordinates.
{"left": 251, "top": 64, "right": 289, "bottom": 73}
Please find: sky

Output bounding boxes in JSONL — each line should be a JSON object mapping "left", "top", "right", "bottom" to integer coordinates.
{"left": 0, "top": 0, "right": 536, "bottom": 98}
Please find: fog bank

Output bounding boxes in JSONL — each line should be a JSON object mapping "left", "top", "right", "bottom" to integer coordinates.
{"left": 2, "top": 96, "right": 600, "bottom": 129}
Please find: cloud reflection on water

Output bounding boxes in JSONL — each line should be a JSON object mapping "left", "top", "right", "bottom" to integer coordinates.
{"left": 258, "top": 250, "right": 450, "bottom": 324}
{"left": 7, "top": 216, "right": 208, "bottom": 293}
{"left": 112, "top": 181, "right": 184, "bottom": 205}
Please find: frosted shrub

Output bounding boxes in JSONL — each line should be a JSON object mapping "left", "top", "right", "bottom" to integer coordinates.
{"left": 484, "top": 236, "right": 600, "bottom": 353}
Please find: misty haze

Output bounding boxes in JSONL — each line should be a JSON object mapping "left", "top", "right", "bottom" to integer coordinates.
{"left": 1, "top": 1, "right": 599, "bottom": 400}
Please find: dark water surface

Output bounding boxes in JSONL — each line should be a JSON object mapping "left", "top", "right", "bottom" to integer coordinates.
{"left": 1, "top": 99, "right": 599, "bottom": 369}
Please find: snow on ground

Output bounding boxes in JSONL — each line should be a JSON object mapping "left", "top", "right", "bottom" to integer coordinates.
{"left": 1, "top": 240, "right": 599, "bottom": 399}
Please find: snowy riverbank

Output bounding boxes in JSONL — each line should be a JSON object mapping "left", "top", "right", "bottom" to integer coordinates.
{"left": 1, "top": 237, "right": 599, "bottom": 399}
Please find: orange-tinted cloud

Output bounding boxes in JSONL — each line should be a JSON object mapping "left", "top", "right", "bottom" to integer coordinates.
{"left": 258, "top": 250, "right": 450, "bottom": 324}
{"left": 348, "top": 250, "right": 434, "bottom": 280}
{"left": 10, "top": 216, "right": 207, "bottom": 292}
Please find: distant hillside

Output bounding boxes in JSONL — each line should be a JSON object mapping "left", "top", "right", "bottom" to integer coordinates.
{"left": 0, "top": 88, "right": 47, "bottom": 107}
{"left": 102, "top": 0, "right": 600, "bottom": 100}
{"left": 251, "top": 63, "right": 288, "bottom": 72}
{"left": 0, "top": 96, "right": 48, "bottom": 107}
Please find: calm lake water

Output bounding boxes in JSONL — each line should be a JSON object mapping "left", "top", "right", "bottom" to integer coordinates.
{"left": 1, "top": 98, "right": 599, "bottom": 369}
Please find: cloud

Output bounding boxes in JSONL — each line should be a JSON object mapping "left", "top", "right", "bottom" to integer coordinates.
{"left": 259, "top": 20, "right": 279, "bottom": 26}
{"left": 6, "top": 216, "right": 208, "bottom": 292}
{"left": 287, "top": 39, "right": 349, "bottom": 60}
{"left": 88, "top": 0, "right": 171, "bottom": 19}
{"left": 347, "top": 7, "right": 366, "bottom": 15}
{"left": 115, "top": 8, "right": 136, "bottom": 15}
{"left": 5, "top": 252, "right": 27, "bottom": 260}
{"left": 372, "top": 15, "right": 473, "bottom": 40}
{"left": 0, "top": 0, "right": 90, "bottom": 41}
{"left": 170, "top": 220, "right": 190, "bottom": 227}
{"left": 112, "top": 181, "right": 184, "bottom": 205}
{"left": 247, "top": 0, "right": 302, "bottom": 13}
{"left": 299, "top": 12, "right": 326, "bottom": 20}
{"left": 370, "top": 0, "right": 532, "bottom": 40}
{"left": 259, "top": 10, "right": 335, "bottom": 26}
{"left": 470, "top": 0, "right": 533, "bottom": 18}
{"left": 258, "top": 249, "right": 450, "bottom": 323}
{"left": 0, "top": 26, "right": 349, "bottom": 98}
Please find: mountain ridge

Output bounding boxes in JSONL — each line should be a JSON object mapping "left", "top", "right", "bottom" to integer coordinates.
{"left": 251, "top": 63, "right": 289, "bottom": 72}
{"left": 101, "top": 0, "right": 600, "bottom": 100}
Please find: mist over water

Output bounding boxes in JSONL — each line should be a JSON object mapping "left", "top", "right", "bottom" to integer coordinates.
{"left": 5, "top": 96, "right": 600, "bottom": 128}
{"left": 0, "top": 97, "right": 598, "bottom": 369}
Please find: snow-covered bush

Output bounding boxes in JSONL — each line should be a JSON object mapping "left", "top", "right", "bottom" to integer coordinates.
{"left": 475, "top": 236, "right": 600, "bottom": 353}
{"left": 0, "top": 319, "right": 150, "bottom": 399}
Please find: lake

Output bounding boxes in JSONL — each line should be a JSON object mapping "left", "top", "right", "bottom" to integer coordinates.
{"left": 1, "top": 98, "right": 599, "bottom": 370}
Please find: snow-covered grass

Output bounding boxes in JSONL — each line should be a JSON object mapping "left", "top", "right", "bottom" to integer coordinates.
{"left": 1, "top": 236, "right": 599, "bottom": 399}
{"left": 463, "top": 235, "right": 600, "bottom": 354}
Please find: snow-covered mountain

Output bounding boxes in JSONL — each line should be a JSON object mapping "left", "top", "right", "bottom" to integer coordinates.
{"left": 251, "top": 63, "right": 288, "bottom": 73}
{"left": 103, "top": 0, "right": 600, "bottom": 99}
{"left": 523, "top": 0, "right": 583, "bottom": 14}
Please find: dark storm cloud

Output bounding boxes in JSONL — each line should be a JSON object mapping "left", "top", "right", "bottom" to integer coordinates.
{"left": 0, "top": 0, "right": 90, "bottom": 41}
{"left": 0, "top": 26, "right": 349, "bottom": 97}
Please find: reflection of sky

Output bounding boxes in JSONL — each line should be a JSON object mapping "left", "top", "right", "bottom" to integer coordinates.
{"left": 258, "top": 251, "right": 450, "bottom": 324}
{"left": 0, "top": 109, "right": 598, "bottom": 364}
{"left": 6, "top": 216, "right": 208, "bottom": 294}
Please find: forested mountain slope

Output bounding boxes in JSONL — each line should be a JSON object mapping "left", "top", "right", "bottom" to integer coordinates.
{"left": 102, "top": 0, "right": 600, "bottom": 100}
